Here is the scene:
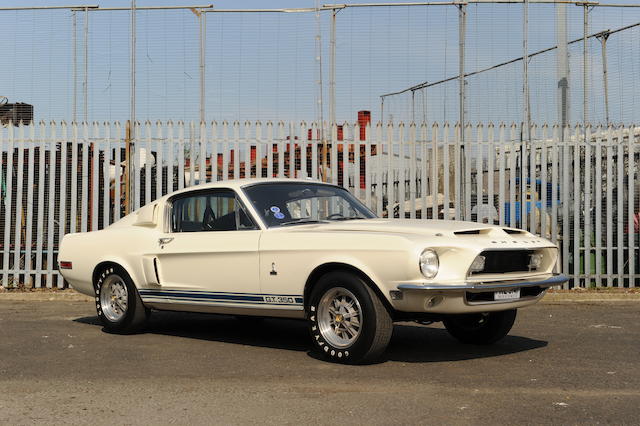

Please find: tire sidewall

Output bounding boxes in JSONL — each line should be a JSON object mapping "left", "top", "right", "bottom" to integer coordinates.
{"left": 95, "top": 266, "right": 143, "bottom": 333}
{"left": 307, "top": 271, "right": 379, "bottom": 363}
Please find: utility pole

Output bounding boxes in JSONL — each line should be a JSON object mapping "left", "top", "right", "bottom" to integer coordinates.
{"left": 411, "top": 90, "right": 415, "bottom": 123}
{"left": 596, "top": 30, "right": 610, "bottom": 126}
{"left": 523, "top": 0, "right": 530, "bottom": 141}
{"left": 522, "top": 0, "right": 530, "bottom": 231}
{"left": 329, "top": 8, "right": 337, "bottom": 134}
{"left": 421, "top": 87, "right": 427, "bottom": 124}
{"left": 458, "top": 4, "right": 466, "bottom": 135}
{"left": 83, "top": 6, "right": 89, "bottom": 122}
{"left": 315, "top": 0, "right": 326, "bottom": 182}
{"left": 130, "top": 0, "right": 136, "bottom": 128}
{"left": 583, "top": 3, "right": 588, "bottom": 131}
{"left": 191, "top": 7, "right": 206, "bottom": 124}
{"left": 556, "top": 3, "right": 569, "bottom": 129}
{"left": 126, "top": 0, "right": 137, "bottom": 214}
{"left": 458, "top": 3, "right": 466, "bottom": 218}
{"left": 72, "top": 10, "right": 77, "bottom": 122}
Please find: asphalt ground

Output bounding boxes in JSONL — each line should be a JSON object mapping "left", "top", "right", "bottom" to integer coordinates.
{"left": 0, "top": 297, "right": 638, "bottom": 425}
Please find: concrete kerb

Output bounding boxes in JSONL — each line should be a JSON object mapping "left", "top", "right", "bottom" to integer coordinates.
{"left": 0, "top": 289, "right": 94, "bottom": 302}
{"left": 542, "top": 290, "right": 640, "bottom": 303}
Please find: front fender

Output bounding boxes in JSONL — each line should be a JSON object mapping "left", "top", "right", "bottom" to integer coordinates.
{"left": 303, "top": 255, "right": 395, "bottom": 305}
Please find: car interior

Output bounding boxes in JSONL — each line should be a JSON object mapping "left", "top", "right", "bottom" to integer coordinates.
{"left": 172, "top": 191, "right": 255, "bottom": 232}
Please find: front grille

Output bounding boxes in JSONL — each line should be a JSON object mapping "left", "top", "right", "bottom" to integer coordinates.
{"left": 471, "top": 250, "right": 536, "bottom": 274}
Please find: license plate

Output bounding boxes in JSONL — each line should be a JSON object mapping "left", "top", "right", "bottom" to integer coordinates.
{"left": 494, "top": 289, "right": 520, "bottom": 301}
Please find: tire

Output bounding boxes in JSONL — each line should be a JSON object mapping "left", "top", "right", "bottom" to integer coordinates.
{"left": 443, "top": 309, "right": 517, "bottom": 345}
{"left": 95, "top": 265, "right": 150, "bottom": 334}
{"left": 308, "top": 271, "right": 393, "bottom": 364}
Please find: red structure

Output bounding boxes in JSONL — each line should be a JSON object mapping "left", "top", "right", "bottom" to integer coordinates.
{"left": 358, "top": 110, "right": 370, "bottom": 141}
{"left": 190, "top": 110, "right": 376, "bottom": 184}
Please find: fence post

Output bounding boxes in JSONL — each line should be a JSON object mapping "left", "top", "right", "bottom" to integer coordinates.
{"left": 2, "top": 124, "right": 14, "bottom": 287}
{"left": 627, "top": 126, "right": 636, "bottom": 287}
{"left": 124, "top": 120, "right": 132, "bottom": 215}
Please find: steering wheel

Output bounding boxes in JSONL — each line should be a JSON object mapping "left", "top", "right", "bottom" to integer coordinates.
{"left": 327, "top": 213, "right": 344, "bottom": 220}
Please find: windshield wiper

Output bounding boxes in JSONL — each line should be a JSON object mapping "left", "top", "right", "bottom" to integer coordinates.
{"left": 328, "top": 216, "right": 367, "bottom": 221}
{"left": 279, "top": 219, "right": 328, "bottom": 227}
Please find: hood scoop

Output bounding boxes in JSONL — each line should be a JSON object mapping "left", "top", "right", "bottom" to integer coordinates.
{"left": 453, "top": 227, "right": 528, "bottom": 237}
{"left": 503, "top": 228, "right": 526, "bottom": 235}
{"left": 454, "top": 229, "right": 490, "bottom": 236}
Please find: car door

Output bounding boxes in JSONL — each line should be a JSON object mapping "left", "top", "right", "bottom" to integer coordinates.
{"left": 153, "top": 188, "right": 261, "bottom": 297}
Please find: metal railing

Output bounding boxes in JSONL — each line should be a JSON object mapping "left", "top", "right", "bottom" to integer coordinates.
{"left": 0, "top": 120, "right": 638, "bottom": 288}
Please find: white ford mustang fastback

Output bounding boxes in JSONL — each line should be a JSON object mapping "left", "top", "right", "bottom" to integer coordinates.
{"left": 59, "top": 178, "right": 567, "bottom": 364}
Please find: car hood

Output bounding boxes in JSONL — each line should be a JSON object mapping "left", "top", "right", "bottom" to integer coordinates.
{"left": 278, "top": 218, "right": 532, "bottom": 239}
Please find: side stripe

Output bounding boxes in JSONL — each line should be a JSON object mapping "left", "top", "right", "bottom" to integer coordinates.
{"left": 139, "top": 289, "right": 304, "bottom": 307}
{"left": 140, "top": 288, "right": 302, "bottom": 298}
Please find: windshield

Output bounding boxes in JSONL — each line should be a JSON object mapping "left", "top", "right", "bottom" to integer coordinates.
{"left": 243, "top": 182, "right": 376, "bottom": 227}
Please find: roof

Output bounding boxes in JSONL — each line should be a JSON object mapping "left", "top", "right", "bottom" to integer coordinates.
{"left": 155, "top": 177, "right": 328, "bottom": 201}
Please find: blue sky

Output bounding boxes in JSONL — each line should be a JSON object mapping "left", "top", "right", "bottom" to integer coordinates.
{"left": 2, "top": 0, "right": 640, "bottom": 125}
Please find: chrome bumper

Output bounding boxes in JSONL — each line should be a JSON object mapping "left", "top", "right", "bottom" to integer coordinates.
{"left": 397, "top": 274, "right": 568, "bottom": 293}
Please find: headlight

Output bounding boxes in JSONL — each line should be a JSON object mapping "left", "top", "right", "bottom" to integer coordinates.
{"left": 419, "top": 249, "right": 439, "bottom": 279}
{"left": 469, "top": 255, "right": 486, "bottom": 273}
{"left": 528, "top": 253, "right": 544, "bottom": 270}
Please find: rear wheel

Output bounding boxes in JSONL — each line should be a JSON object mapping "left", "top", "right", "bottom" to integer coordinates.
{"left": 308, "top": 271, "right": 392, "bottom": 364}
{"left": 443, "top": 309, "right": 517, "bottom": 344}
{"left": 95, "top": 265, "right": 149, "bottom": 334}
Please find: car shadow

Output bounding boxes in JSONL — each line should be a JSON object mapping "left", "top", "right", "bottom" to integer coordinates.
{"left": 383, "top": 322, "right": 548, "bottom": 363}
{"left": 73, "top": 313, "right": 547, "bottom": 364}
{"left": 73, "top": 312, "right": 310, "bottom": 352}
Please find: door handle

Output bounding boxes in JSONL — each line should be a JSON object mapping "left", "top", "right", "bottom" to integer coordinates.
{"left": 158, "top": 237, "right": 174, "bottom": 246}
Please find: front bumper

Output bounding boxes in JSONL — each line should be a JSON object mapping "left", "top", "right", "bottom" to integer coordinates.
{"left": 391, "top": 274, "right": 568, "bottom": 314}
{"left": 397, "top": 274, "right": 568, "bottom": 292}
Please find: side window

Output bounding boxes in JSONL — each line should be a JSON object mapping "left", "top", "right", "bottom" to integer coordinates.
{"left": 171, "top": 190, "right": 257, "bottom": 232}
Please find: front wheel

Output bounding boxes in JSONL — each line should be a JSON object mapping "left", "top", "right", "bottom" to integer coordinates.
{"left": 308, "top": 271, "right": 393, "bottom": 364}
{"left": 443, "top": 309, "right": 517, "bottom": 344}
{"left": 95, "top": 265, "right": 149, "bottom": 334}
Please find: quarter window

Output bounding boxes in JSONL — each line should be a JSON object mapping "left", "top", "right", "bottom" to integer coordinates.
{"left": 171, "top": 190, "right": 256, "bottom": 232}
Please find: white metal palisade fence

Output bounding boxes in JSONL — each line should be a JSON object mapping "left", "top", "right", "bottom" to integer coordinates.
{"left": 0, "top": 121, "right": 638, "bottom": 289}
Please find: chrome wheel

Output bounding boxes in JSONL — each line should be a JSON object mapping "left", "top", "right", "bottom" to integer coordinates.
{"left": 317, "top": 287, "right": 362, "bottom": 348}
{"left": 99, "top": 274, "right": 128, "bottom": 322}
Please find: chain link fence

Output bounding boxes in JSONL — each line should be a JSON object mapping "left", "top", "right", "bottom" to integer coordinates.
{"left": 2, "top": 2, "right": 640, "bottom": 126}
